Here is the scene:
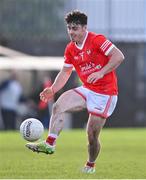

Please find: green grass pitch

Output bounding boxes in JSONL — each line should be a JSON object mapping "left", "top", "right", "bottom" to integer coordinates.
{"left": 0, "top": 128, "right": 146, "bottom": 179}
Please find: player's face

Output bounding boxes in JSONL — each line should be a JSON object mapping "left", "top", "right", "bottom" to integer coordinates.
{"left": 67, "top": 23, "right": 87, "bottom": 44}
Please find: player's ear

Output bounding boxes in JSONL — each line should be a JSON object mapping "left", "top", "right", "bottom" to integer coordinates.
{"left": 83, "top": 25, "right": 87, "bottom": 30}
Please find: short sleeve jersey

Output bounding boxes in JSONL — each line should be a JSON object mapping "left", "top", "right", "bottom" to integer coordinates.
{"left": 64, "top": 32, "right": 118, "bottom": 95}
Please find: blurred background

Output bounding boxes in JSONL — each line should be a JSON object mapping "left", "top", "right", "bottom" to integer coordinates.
{"left": 0, "top": 0, "right": 145, "bottom": 130}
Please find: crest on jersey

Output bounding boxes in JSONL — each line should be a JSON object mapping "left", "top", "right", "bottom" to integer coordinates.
{"left": 86, "top": 49, "right": 91, "bottom": 55}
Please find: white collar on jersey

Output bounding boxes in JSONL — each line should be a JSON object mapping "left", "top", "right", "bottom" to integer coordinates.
{"left": 75, "top": 31, "right": 88, "bottom": 50}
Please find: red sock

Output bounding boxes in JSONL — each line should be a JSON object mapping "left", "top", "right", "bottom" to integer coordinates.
{"left": 46, "top": 136, "right": 56, "bottom": 146}
{"left": 86, "top": 161, "right": 95, "bottom": 167}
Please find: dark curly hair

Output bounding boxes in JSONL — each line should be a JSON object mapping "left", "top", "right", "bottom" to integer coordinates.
{"left": 65, "top": 10, "right": 87, "bottom": 25}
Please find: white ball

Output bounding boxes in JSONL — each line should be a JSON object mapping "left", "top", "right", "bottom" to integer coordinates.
{"left": 20, "top": 118, "right": 44, "bottom": 142}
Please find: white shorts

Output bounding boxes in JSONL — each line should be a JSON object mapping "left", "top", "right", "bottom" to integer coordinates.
{"left": 73, "top": 86, "right": 118, "bottom": 118}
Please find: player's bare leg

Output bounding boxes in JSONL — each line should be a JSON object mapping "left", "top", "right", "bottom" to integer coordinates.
{"left": 26, "top": 89, "right": 86, "bottom": 154}
{"left": 48, "top": 90, "right": 86, "bottom": 135}
{"left": 82, "top": 114, "right": 106, "bottom": 173}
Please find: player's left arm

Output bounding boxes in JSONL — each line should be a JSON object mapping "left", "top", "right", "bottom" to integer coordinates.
{"left": 100, "top": 46, "right": 124, "bottom": 75}
{"left": 87, "top": 46, "right": 124, "bottom": 84}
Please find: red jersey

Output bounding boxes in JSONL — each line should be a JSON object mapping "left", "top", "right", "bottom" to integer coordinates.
{"left": 64, "top": 32, "right": 118, "bottom": 95}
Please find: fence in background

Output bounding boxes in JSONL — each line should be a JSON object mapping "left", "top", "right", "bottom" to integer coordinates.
{"left": 0, "top": 0, "right": 145, "bottom": 43}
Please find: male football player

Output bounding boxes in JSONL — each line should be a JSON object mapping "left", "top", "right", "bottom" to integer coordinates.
{"left": 26, "top": 10, "right": 124, "bottom": 174}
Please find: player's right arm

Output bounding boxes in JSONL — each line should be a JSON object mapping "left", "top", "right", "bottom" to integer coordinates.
{"left": 40, "top": 66, "right": 73, "bottom": 103}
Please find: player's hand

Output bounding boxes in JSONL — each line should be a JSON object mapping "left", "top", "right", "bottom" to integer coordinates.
{"left": 87, "top": 71, "right": 104, "bottom": 84}
{"left": 39, "top": 87, "right": 54, "bottom": 103}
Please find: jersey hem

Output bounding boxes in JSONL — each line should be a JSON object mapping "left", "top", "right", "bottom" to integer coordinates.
{"left": 83, "top": 85, "right": 118, "bottom": 95}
